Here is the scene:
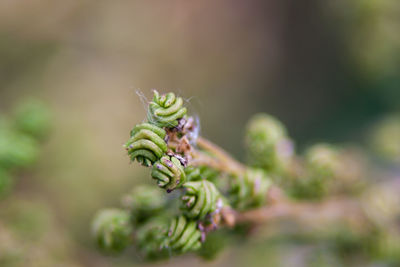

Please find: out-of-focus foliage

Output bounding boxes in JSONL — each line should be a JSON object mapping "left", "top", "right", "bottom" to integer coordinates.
{"left": 369, "top": 114, "right": 400, "bottom": 163}
{"left": 0, "top": 100, "right": 51, "bottom": 197}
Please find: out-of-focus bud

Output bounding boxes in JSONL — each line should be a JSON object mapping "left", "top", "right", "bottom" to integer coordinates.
{"left": 370, "top": 114, "right": 400, "bottom": 164}
{"left": 122, "top": 185, "right": 165, "bottom": 225}
{"left": 230, "top": 168, "right": 272, "bottom": 210}
{"left": 135, "top": 216, "right": 169, "bottom": 260}
{"left": 0, "top": 129, "right": 39, "bottom": 170}
{"left": 245, "top": 113, "right": 294, "bottom": 173}
{"left": 92, "top": 209, "right": 133, "bottom": 253}
{"left": 362, "top": 182, "right": 400, "bottom": 228}
{"left": 305, "top": 143, "right": 340, "bottom": 178}
{"left": 13, "top": 99, "right": 52, "bottom": 140}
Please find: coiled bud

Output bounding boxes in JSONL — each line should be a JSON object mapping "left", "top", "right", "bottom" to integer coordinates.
{"left": 125, "top": 123, "right": 167, "bottom": 167}
{"left": 151, "top": 155, "right": 186, "bottom": 192}
{"left": 91, "top": 209, "right": 133, "bottom": 253}
{"left": 181, "top": 181, "right": 222, "bottom": 219}
{"left": 245, "top": 113, "right": 294, "bottom": 173}
{"left": 148, "top": 90, "right": 187, "bottom": 128}
{"left": 230, "top": 168, "right": 272, "bottom": 210}
{"left": 166, "top": 216, "right": 202, "bottom": 253}
{"left": 122, "top": 185, "right": 165, "bottom": 225}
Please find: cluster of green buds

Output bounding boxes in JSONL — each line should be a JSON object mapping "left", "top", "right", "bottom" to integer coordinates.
{"left": 92, "top": 91, "right": 283, "bottom": 260}
{"left": 0, "top": 99, "right": 51, "bottom": 197}
{"left": 91, "top": 90, "right": 378, "bottom": 262}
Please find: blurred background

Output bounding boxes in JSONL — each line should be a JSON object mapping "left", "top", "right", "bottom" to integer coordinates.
{"left": 0, "top": 0, "right": 398, "bottom": 266}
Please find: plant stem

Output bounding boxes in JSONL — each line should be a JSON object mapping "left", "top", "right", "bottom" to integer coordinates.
{"left": 194, "top": 136, "right": 246, "bottom": 175}
{"left": 234, "top": 197, "right": 368, "bottom": 230}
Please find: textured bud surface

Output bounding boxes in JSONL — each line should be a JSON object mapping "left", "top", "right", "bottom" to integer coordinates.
{"left": 148, "top": 90, "right": 187, "bottom": 128}
{"left": 166, "top": 216, "right": 202, "bottom": 253}
{"left": 125, "top": 123, "right": 167, "bottom": 167}
{"left": 151, "top": 155, "right": 186, "bottom": 192}
{"left": 181, "top": 180, "right": 221, "bottom": 219}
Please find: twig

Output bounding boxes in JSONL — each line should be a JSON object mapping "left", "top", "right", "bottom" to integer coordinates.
{"left": 195, "top": 136, "right": 246, "bottom": 175}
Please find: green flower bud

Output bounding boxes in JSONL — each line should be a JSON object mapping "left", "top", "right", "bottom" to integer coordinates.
{"left": 245, "top": 113, "right": 293, "bottom": 173}
{"left": 166, "top": 216, "right": 202, "bottom": 253}
{"left": 135, "top": 216, "right": 169, "bottom": 260}
{"left": 148, "top": 90, "right": 187, "bottom": 128}
{"left": 13, "top": 99, "right": 51, "bottom": 140}
{"left": 181, "top": 180, "right": 222, "bottom": 219}
{"left": 125, "top": 123, "right": 167, "bottom": 167}
{"left": 122, "top": 185, "right": 165, "bottom": 225}
{"left": 230, "top": 168, "right": 272, "bottom": 210}
{"left": 151, "top": 155, "right": 186, "bottom": 192}
{"left": 92, "top": 209, "right": 133, "bottom": 253}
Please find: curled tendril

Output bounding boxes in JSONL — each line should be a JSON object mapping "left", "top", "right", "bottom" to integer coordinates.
{"left": 166, "top": 216, "right": 202, "bottom": 253}
{"left": 185, "top": 166, "right": 219, "bottom": 183}
{"left": 151, "top": 155, "right": 186, "bottom": 192}
{"left": 230, "top": 168, "right": 272, "bottom": 210}
{"left": 148, "top": 90, "right": 187, "bottom": 128}
{"left": 125, "top": 123, "right": 167, "bottom": 167}
{"left": 181, "top": 180, "right": 221, "bottom": 219}
{"left": 91, "top": 209, "right": 133, "bottom": 254}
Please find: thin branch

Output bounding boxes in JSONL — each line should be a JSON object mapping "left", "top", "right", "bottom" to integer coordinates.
{"left": 195, "top": 136, "right": 246, "bottom": 175}
{"left": 233, "top": 197, "right": 368, "bottom": 230}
